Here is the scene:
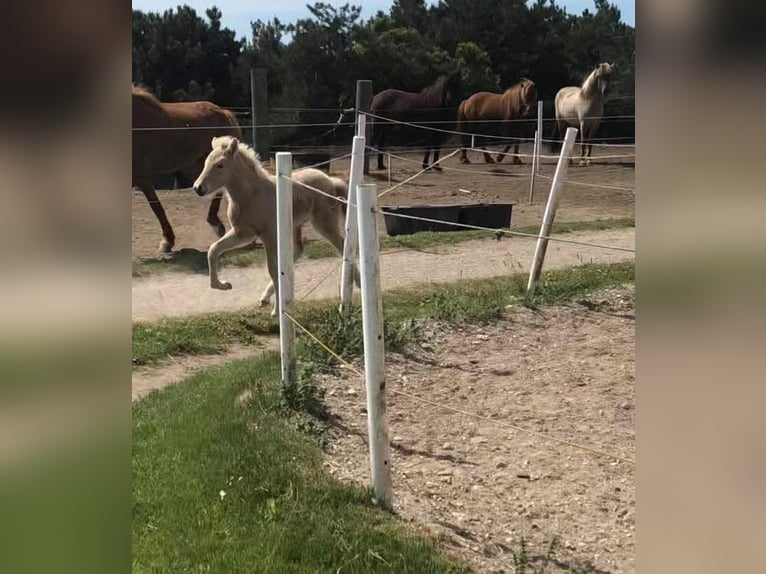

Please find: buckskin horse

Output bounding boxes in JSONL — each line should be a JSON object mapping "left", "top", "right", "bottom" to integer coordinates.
{"left": 457, "top": 78, "right": 537, "bottom": 165}
{"left": 132, "top": 84, "right": 241, "bottom": 253}
{"left": 554, "top": 62, "right": 616, "bottom": 166}
{"left": 370, "top": 71, "right": 460, "bottom": 172}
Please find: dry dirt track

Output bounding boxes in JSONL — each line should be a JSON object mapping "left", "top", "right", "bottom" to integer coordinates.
{"left": 131, "top": 228, "right": 634, "bottom": 323}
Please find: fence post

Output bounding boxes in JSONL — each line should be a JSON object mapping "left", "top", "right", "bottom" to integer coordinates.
{"left": 339, "top": 135, "right": 365, "bottom": 316}
{"left": 527, "top": 127, "right": 577, "bottom": 294}
{"left": 251, "top": 68, "right": 270, "bottom": 161}
{"left": 355, "top": 80, "right": 373, "bottom": 175}
{"left": 528, "top": 129, "right": 538, "bottom": 204}
{"left": 276, "top": 152, "right": 296, "bottom": 389}
{"left": 536, "top": 100, "right": 543, "bottom": 173}
{"left": 356, "top": 182, "right": 393, "bottom": 510}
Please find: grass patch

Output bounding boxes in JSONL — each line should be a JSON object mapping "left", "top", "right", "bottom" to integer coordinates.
{"left": 133, "top": 352, "right": 462, "bottom": 573}
{"left": 132, "top": 218, "right": 634, "bottom": 277}
{"left": 133, "top": 261, "right": 634, "bottom": 367}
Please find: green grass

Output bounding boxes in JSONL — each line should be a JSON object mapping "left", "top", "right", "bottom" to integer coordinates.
{"left": 132, "top": 261, "right": 634, "bottom": 367}
{"left": 132, "top": 218, "right": 634, "bottom": 277}
{"left": 133, "top": 352, "right": 463, "bottom": 573}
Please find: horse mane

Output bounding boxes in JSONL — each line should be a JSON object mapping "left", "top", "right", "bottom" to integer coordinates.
{"left": 213, "top": 135, "right": 270, "bottom": 179}
{"left": 419, "top": 74, "right": 453, "bottom": 101}
{"left": 132, "top": 83, "right": 164, "bottom": 108}
{"left": 580, "top": 64, "right": 607, "bottom": 98}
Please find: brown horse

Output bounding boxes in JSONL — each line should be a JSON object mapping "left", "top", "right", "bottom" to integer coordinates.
{"left": 132, "top": 84, "right": 241, "bottom": 253}
{"left": 457, "top": 78, "right": 537, "bottom": 165}
{"left": 370, "top": 71, "right": 460, "bottom": 171}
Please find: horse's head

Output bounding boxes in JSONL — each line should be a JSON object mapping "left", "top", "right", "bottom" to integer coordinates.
{"left": 595, "top": 62, "right": 616, "bottom": 96}
{"left": 441, "top": 69, "right": 462, "bottom": 107}
{"left": 519, "top": 78, "right": 537, "bottom": 116}
{"left": 193, "top": 136, "right": 239, "bottom": 196}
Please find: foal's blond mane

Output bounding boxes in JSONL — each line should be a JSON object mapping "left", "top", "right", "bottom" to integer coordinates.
{"left": 212, "top": 136, "right": 270, "bottom": 180}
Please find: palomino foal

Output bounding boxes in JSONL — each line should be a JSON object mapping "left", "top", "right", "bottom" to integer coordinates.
{"left": 192, "top": 136, "right": 358, "bottom": 316}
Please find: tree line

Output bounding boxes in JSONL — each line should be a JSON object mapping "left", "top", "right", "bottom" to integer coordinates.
{"left": 132, "top": 0, "right": 635, "bottom": 147}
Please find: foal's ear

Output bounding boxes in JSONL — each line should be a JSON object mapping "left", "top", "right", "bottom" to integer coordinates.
{"left": 226, "top": 137, "right": 239, "bottom": 155}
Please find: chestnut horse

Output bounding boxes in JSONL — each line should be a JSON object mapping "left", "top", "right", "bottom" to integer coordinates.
{"left": 132, "top": 84, "right": 241, "bottom": 253}
{"left": 370, "top": 71, "right": 460, "bottom": 171}
{"left": 457, "top": 78, "right": 537, "bottom": 165}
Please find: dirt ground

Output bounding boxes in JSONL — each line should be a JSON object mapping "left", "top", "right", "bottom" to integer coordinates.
{"left": 131, "top": 228, "right": 634, "bottom": 323}
{"left": 131, "top": 143, "right": 635, "bottom": 572}
{"left": 317, "top": 285, "right": 635, "bottom": 574}
{"left": 132, "top": 143, "right": 634, "bottom": 258}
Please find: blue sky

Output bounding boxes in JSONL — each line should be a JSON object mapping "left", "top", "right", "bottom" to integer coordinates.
{"left": 132, "top": 1, "right": 635, "bottom": 41}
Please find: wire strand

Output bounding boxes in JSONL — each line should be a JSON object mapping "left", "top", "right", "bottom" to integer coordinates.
{"left": 281, "top": 312, "right": 634, "bottom": 465}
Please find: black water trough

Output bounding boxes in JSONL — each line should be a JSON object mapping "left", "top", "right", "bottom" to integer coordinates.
{"left": 381, "top": 203, "right": 513, "bottom": 236}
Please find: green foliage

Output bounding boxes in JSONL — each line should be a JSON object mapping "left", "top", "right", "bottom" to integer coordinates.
{"left": 132, "top": 1, "right": 635, "bottom": 145}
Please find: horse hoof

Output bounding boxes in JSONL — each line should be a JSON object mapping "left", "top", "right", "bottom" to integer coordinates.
{"left": 460, "top": 158, "right": 471, "bottom": 165}
{"left": 158, "top": 240, "right": 173, "bottom": 254}
{"left": 432, "top": 165, "right": 443, "bottom": 172}
{"left": 578, "top": 160, "right": 587, "bottom": 167}
{"left": 212, "top": 281, "right": 232, "bottom": 290}
{"left": 484, "top": 158, "right": 495, "bottom": 164}
{"left": 258, "top": 298, "right": 270, "bottom": 308}
{"left": 586, "top": 159, "right": 592, "bottom": 167}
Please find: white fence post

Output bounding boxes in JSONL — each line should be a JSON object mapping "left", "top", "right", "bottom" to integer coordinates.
{"left": 528, "top": 128, "right": 538, "bottom": 204}
{"left": 356, "top": 182, "right": 393, "bottom": 510}
{"left": 536, "top": 100, "right": 543, "bottom": 173}
{"left": 356, "top": 112, "right": 366, "bottom": 137}
{"left": 276, "top": 152, "right": 296, "bottom": 389}
{"left": 339, "top": 135, "right": 365, "bottom": 316}
{"left": 527, "top": 127, "right": 578, "bottom": 294}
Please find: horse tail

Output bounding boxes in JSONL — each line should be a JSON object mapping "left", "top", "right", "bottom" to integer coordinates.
{"left": 221, "top": 107, "right": 242, "bottom": 139}
{"left": 456, "top": 100, "right": 468, "bottom": 148}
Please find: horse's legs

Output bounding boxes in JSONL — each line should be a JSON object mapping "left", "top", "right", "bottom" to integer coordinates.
{"left": 256, "top": 233, "right": 280, "bottom": 317}
{"left": 458, "top": 119, "right": 471, "bottom": 163}
{"left": 496, "top": 143, "right": 512, "bottom": 164}
{"left": 579, "top": 122, "right": 588, "bottom": 166}
{"left": 259, "top": 227, "right": 305, "bottom": 307}
{"left": 312, "top": 210, "right": 360, "bottom": 288}
{"left": 431, "top": 143, "right": 443, "bottom": 171}
{"left": 179, "top": 162, "right": 227, "bottom": 238}
{"left": 482, "top": 145, "right": 496, "bottom": 164}
{"left": 512, "top": 142, "right": 523, "bottom": 165}
{"left": 206, "top": 192, "right": 226, "bottom": 238}
{"left": 137, "top": 179, "right": 175, "bottom": 253}
{"left": 423, "top": 142, "right": 442, "bottom": 172}
{"left": 206, "top": 227, "right": 256, "bottom": 290}
{"left": 376, "top": 127, "right": 387, "bottom": 171}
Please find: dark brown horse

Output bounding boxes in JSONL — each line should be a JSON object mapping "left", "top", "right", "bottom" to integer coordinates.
{"left": 457, "top": 78, "right": 537, "bottom": 165}
{"left": 132, "top": 84, "right": 241, "bottom": 253}
{"left": 370, "top": 71, "right": 460, "bottom": 171}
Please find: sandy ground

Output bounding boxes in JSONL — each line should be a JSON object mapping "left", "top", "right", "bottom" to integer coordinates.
{"left": 132, "top": 228, "right": 634, "bottom": 323}
{"left": 317, "top": 285, "right": 635, "bottom": 574}
{"left": 132, "top": 144, "right": 634, "bottom": 258}
{"left": 132, "top": 342, "right": 279, "bottom": 401}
